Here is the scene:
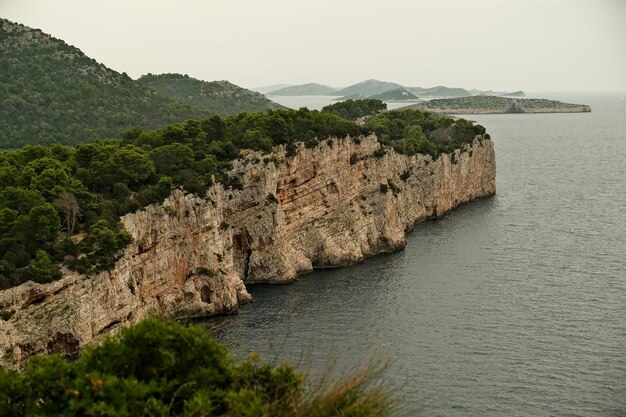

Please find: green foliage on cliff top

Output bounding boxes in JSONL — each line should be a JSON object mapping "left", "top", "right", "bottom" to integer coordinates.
{"left": 0, "top": 317, "right": 396, "bottom": 417}
{"left": 321, "top": 99, "right": 387, "bottom": 120}
{"left": 138, "top": 73, "right": 286, "bottom": 116}
{"left": 0, "top": 19, "right": 211, "bottom": 149}
{"left": 0, "top": 103, "right": 486, "bottom": 290}
{"left": 0, "top": 108, "right": 359, "bottom": 288}
{"left": 365, "top": 108, "right": 486, "bottom": 158}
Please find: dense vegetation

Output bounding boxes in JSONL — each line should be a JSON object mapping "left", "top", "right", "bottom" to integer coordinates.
{"left": 321, "top": 99, "right": 387, "bottom": 120}
{"left": 0, "top": 317, "right": 395, "bottom": 417}
{"left": 0, "top": 99, "right": 486, "bottom": 290}
{"left": 405, "top": 96, "right": 591, "bottom": 113}
{"left": 0, "top": 19, "right": 211, "bottom": 149}
{"left": 364, "top": 109, "right": 486, "bottom": 157}
{"left": 0, "top": 108, "right": 359, "bottom": 289}
{"left": 138, "top": 74, "right": 285, "bottom": 116}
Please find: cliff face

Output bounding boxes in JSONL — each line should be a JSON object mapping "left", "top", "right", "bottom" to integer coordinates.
{"left": 0, "top": 134, "right": 495, "bottom": 368}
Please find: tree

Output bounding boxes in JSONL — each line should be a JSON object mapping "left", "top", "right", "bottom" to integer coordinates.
{"left": 53, "top": 191, "right": 81, "bottom": 238}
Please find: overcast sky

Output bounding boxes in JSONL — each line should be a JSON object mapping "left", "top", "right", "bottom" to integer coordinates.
{"left": 2, "top": 0, "right": 625, "bottom": 92}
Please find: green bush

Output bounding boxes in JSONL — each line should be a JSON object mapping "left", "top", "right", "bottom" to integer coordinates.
{"left": 0, "top": 317, "right": 396, "bottom": 417}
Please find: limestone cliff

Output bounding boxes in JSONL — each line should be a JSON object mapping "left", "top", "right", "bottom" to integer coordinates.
{"left": 0, "top": 134, "right": 495, "bottom": 368}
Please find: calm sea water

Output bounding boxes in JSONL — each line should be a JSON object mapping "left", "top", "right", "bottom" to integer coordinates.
{"left": 210, "top": 92, "right": 626, "bottom": 416}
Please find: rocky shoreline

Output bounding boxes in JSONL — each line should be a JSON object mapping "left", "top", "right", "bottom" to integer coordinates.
{"left": 0, "top": 134, "right": 496, "bottom": 369}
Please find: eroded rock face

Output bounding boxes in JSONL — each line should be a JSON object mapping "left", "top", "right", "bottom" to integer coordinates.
{"left": 0, "top": 134, "right": 495, "bottom": 368}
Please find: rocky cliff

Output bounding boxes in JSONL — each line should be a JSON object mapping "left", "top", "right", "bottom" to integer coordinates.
{"left": 0, "top": 134, "right": 495, "bottom": 368}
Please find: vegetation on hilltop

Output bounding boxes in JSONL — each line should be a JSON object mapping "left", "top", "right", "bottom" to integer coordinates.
{"left": 0, "top": 19, "right": 210, "bottom": 149}
{"left": 138, "top": 73, "right": 286, "bottom": 116}
{"left": 0, "top": 103, "right": 486, "bottom": 290}
{"left": 333, "top": 80, "right": 405, "bottom": 98}
{"left": 404, "top": 95, "right": 591, "bottom": 113}
{"left": 321, "top": 99, "right": 387, "bottom": 120}
{"left": 369, "top": 88, "right": 419, "bottom": 101}
{"left": 0, "top": 317, "right": 396, "bottom": 417}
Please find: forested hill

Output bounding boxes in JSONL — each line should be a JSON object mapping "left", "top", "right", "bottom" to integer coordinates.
{"left": 0, "top": 18, "right": 210, "bottom": 149}
{"left": 138, "top": 73, "right": 286, "bottom": 116}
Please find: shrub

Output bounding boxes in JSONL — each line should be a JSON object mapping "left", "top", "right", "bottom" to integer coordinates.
{"left": 0, "top": 317, "right": 396, "bottom": 417}
{"left": 350, "top": 153, "right": 358, "bottom": 165}
{"left": 373, "top": 148, "right": 386, "bottom": 159}
{"left": 387, "top": 179, "right": 401, "bottom": 195}
{"left": 379, "top": 183, "right": 389, "bottom": 194}
{"left": 196, "top": 266, "right": 216, "bottom": 277}
{"left": 266, "top": 193, "right": 279, "bottom": 204}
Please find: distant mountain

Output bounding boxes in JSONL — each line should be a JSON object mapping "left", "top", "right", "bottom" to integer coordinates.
{"left": 0, "top": 18, "right": 209, "bottom": 148}
{"left": 369, "top": 88, "right": 419, "bottom": 101}
{"left": 251, "top": 84, "right": 292, "bottom": 94}
{"left": 138, "top": 73, "right": 285, "bottom": 116}
{"left": 268, "top": 83, "right": 338, "bottom": 96}
{"left": 334, "top": 80, "right": 405, "bottom": 98}
{"left": 407, "top": 86, "right": 471, "bottom": 97}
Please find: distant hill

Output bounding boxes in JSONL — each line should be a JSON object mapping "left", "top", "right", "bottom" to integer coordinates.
{"left": 138, "top": 73, "right": 285, "bottom": 116}
{"left": 334, "top": 80, "right": 405, "bottom": 97}
{"left": 251, "top": 84, "right": 292, "bottom": 94}
{"left": 401, "top": 96, "right": 590, "bottom": 114}
{"left": 407, "top": 86, "right": 471, "bottom": 97}
{"left": 267, "top": 83, "right": 338, "bottom": 96}
{"left": 469, "top": 89, "right": 526, "bottom": 97}
{"left": 0, "top": 18, "right": 210, "bottom": 148}
{"left": 369, "top": 88, "right": 419, "bottom": 101}
{"left": 501, "top": 90, "right": 525, "bottom": 97}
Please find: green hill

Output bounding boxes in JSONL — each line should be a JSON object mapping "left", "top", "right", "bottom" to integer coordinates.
{"left": 334, "top": 80, "right": 405, "bottom": 97}
{"left": 407, "top": 86, "right": 471, "bottom": 97}
{"left": 138, "top": 73, "right": 286, "bottom": 115}
{"left": 267, "top": 83, "right": 338, "bottom": 96}
{"left": 369, "top": 88, "right": 419, "bottom": 101}
{"left": 0, "top": 18, "right": 210, "bottom": 149}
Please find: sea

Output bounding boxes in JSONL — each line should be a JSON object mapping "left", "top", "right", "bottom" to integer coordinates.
{"left": 209, "top": 92, "right": 626, "bottom": 417}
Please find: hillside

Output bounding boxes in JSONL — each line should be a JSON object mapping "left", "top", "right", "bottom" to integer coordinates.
{"left": 407, "top": 86, "right": 471, "bottom": 97}
{"left": 402, "top": 95, "right": 591, "bottom": 114}
{"left": 369, "top": 88, "right": 419, "bottom": 101}
{"left": 334, "top": 79, "right": 405, "bottom": 97}
{"left": 0, "top": 18, "right": 210, "bottom": 149}
{"left": 138, "top": 73, "right": 285, "bottom": 115}
{"left": 267, "top": 83, "right": 338, "bottom": 96}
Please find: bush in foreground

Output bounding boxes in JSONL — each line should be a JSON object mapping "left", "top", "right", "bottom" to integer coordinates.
{"left": 0, "top": 317, "right": 395, "bottom": 417}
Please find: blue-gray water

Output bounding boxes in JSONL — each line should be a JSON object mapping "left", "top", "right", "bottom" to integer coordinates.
{"left": 211, "top": 93, "right": 626, "bottom": 416}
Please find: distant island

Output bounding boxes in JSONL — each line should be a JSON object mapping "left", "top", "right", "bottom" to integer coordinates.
{"left": 401, "top": 96, "right": 591, "bottom": 114}
{"left": 267, "top": 83, "right": 338, "bottom": 96}
{"left": 259, "top": 79, "right": 524, "bottom": 99}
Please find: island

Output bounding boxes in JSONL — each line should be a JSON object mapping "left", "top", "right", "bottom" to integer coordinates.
{"left": 401, "top": 95, "right": 591, "bottom": 114}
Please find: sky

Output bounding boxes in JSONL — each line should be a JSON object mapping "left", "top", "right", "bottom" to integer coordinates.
{"left": 2, "top": 0, "right": 625, "bottom": 92}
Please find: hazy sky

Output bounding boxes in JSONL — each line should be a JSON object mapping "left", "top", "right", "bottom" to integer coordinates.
{"left": 2, "top": 0, "right": 625, "bottom": 91}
